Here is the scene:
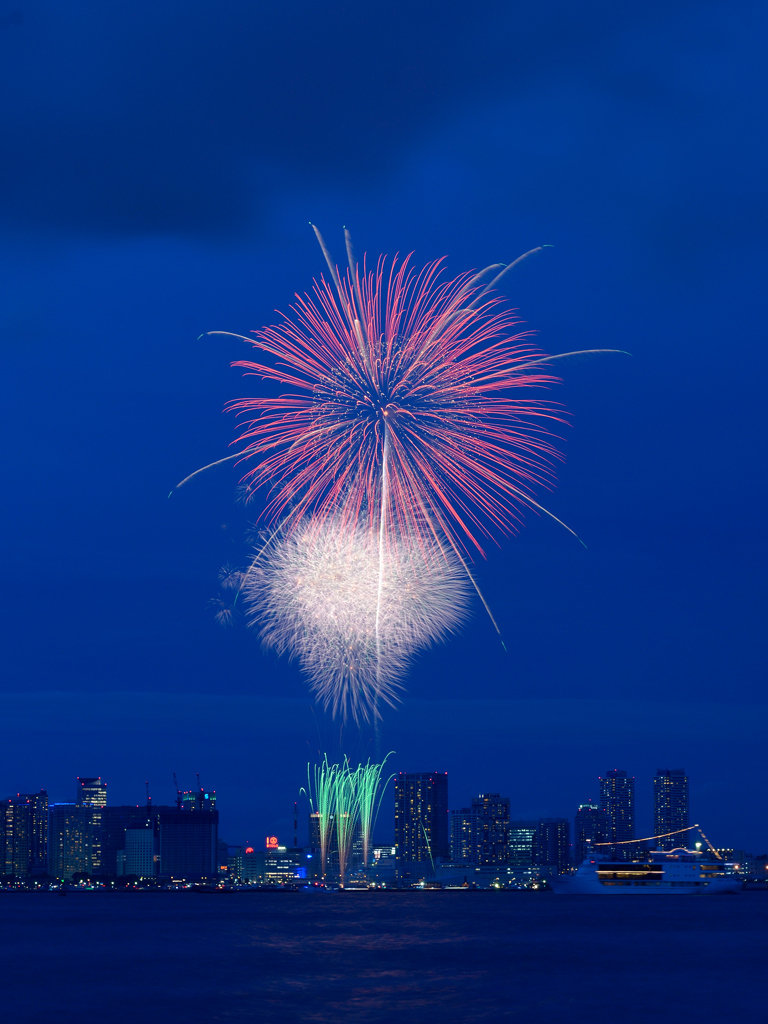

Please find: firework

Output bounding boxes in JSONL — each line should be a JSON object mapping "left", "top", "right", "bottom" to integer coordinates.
{"left": 354, "top": 755, "right": 394, "bottom": 869}
{"left": 181, "top": 227, "right": 624, "bottom": 721}
{"left": 220, "top": 234, "right": 574, "bottom": 556}
{"left": 242, "top": 514, "right": 470, "bottom": 723}
{"left": 304, "top": 755, "right": 393, "bottom": 884}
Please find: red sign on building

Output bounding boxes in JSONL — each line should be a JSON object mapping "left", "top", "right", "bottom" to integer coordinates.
{"left": 265, "top": 836, "right": 279, "bottom": 849}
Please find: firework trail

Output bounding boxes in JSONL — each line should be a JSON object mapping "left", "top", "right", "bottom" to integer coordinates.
{"left": 243, "top": 514, "right": 470, "bottom": 723}
{"left": 304, "top": 755, "right": 393, "bottom": 883}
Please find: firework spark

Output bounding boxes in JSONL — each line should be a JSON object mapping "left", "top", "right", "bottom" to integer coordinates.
{"left": 242, "top": 515, "right": 470, "bottom": 723}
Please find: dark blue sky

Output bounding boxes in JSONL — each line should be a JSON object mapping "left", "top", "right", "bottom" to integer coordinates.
{"left": 1, "top": 0, "right": 765, "bottom": 851}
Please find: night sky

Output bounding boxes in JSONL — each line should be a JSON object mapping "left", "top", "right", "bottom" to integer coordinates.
{"left": 1, "top": 0, "right": 765, "bottom": 852}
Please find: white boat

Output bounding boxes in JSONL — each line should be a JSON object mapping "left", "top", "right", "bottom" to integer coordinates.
{"left": 550, "top": 848, "right": 741, "bottom": 894}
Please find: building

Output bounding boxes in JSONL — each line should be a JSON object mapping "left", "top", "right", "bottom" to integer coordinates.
{"left": 101, "top": 805, "right": 159, "bottom": 876}
{"left": 508, "top": 821, "right": 538, "bottom": 867}
{"left": 472, "top": 794, "right": 510, "bottom": 867}
{"left": 536, "top": 818, "right": 570, "bottom": 873}
{"left": 124, "top": 826, "right": 155, "bottom": 877}
{"left": 157, "top": 807, "right": 218, "bottom": 880}
{"left": 1, "top": 797, "right": 31, "bottom": 877}
{"left": 48, "top": 804, "right": 89, "bottom": 879}
{"left": 76, "top": 777, "right": 107, "bottom": 874}
{"left": 599, "top": 769, "right": 635, "bottom": 861}
{"left": 449, "top": 808, "right": 475, "bottom": 863}
{"left": 573, "top": 803, "right": 602, "bottom": 864}
{"left": 394, "top": 772, "right": 449, "bottom": 878}
{"left": 653, "top": 769, "right": 689, "bottom": 849}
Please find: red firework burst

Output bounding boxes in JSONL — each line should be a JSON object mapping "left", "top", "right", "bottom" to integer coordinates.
{"left": 215, "top": 230, "right": 572, "bottom": 555}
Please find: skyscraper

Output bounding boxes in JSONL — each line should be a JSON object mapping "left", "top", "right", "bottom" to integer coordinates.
{"left": 76, "top": 777, "right": 107, "bottom": 873}
{"left": 471, "top": 794, "right": 510, "bottom": 867}
{"left": 573, "top": 803, "right": 602, "bottom": 864}
{"left": 158, "top": 794, "right": 219, "bottom": 880}
{"left": 599, "top": 769, "right": 635, "bottom": 861}
{"left": 1, "top": 797, "right": 31, "bottom": 877}
{"left": 653, "top": 769, "right": 690, "bottom": 849}
{"left": 394, "top": 772, "right": 448, "bottom": 877}
{"left": 48, "top": 804, "right": 87, "bottom": 879}
{"left": 20, "top": 791, "right": 48, "bottom": 874}
{"left": 508, "top": 821, "right": 538, "bottom": 866}
{"left": 449, "top": 808, "right": 475, "bottom": 863}
{"left": 536, "top": 818, "right": 570, "bottom": 873}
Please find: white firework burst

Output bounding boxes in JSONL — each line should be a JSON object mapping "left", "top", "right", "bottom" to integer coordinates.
{"left": 241, "top": 516, "right": 470, "bottom": 723}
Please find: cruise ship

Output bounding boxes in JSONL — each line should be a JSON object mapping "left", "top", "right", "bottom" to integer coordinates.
{"left": 550, "top": 849, "right": 741, "bottom": 894}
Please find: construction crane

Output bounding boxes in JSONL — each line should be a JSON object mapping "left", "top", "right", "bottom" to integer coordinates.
{"left": 172, "top": 772, "right": 182, "bottom": 810}
{"left": 145, "top": 781, "right": 152, "bottom": 809}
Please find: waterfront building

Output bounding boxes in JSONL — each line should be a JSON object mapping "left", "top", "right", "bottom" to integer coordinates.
{"left": 227, "top": 845, "right": 245, "bottom": 878}
{"left": 599, "top": 769, "right": 635, "bottom": 861}
{"left": 157, "top": 806, "right": 218, "bottom": 880}
{"left": 449, "top": 808, "right": 475, "bottom": 863}
{"left": 1, "top": 797, "right": 31, "bottom": 876}
{"left": 100, "top": 805, "right": 158, "bottom": 876}
{"left": 48, "top": 803, "right": 89, "bottom": 879}
{"left": 508, "top": 821, "right": 538, "bottom": 867}
{"left": 20, "top": 791, "right": 49, "bottom": 874}
{"left": 573, "top": 803, "right": 602, "bottom": 864}
{"left": 124, "top": 826, "right": 155, "bottom": 878}
{"left": 536, "top": 818, "right": 570, "bottom": 873}
{"left": 472, "top": 794, "right": 510, "bottom": 867}
{"left": 394, "top": 772, "right": 449, "bottom": 878}
{"left": 76, "top": 777, "right": 107, "bottom": 873}
{"left": 653, "top": 769, "right": 689, "bottom": 849}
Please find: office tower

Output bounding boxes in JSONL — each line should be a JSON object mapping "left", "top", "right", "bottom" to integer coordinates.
{"left": 471, "top": 794, "right": 510, "bottom": 867}
{"left": 450, "top": 808, "right": 475, "bottom": 863}
{"left": 124, "top": 826, "right": 155, "bottom": 878}
{"left": 1, "top": 797, "right": 31, "bottom": 876}
{"left": 76, "top": 777, "right": 107, "bottom": 873}
{"left": 48, "top": 804, "right": 88, "bottom": 879}
{"left": 599, "top": 769, "right": 635, "bottom": 861}
{"left": 573, "top": 803, "right": 602, "bottom": 864}
{"left": 653, "top": 769, "right": 689, "bottom": 849}
{"left": 157, "top": 800, "right": 219, "bottom": 880}
{"left": 508, "top": 821, "right": 538, "bottom": 866}
{"left": 394, "top": 772, "right": 449, "bottom": 877}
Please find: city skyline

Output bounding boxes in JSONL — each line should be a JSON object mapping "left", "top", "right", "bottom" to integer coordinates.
{"left": 4, "top": 762, "right": 760, "bottom": 877}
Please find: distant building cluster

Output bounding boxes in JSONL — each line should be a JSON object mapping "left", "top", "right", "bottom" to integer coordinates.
{"left": 2, "top": 766, "right": 766, "bottom": 888}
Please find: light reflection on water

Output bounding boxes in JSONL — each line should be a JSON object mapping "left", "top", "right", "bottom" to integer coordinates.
{"left": 2, "top": 891, "right": 766, "bottom": 1022}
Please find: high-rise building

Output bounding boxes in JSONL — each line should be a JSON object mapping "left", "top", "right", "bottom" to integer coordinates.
{"left": 573, "top": 803, "right": 602, "bottom": 864}
{"left": 653, "top": 769, "right": 689, "bottom": 849}
{"left": 536, "top": 818, "right": 570, "bottom": 873}
{"left": 1, "top": 797, "right": 31, "bottom": 876}
{"left": 394, "top": 772, "right": 448, "bottom": 877}
{"left": 124, "top": 826, "right": 155, "bottom": 877}
{"left": 19, "top": 791, "right": 49, "bottom": 874}
{"left": 508, "top": 821, "right": 538, "bottom": 866}
{"left": 449, "top": 808, "right": 475, "bottom": 863}
{"left": 157, "top": 804, "right": 218, "bottom": 880}
{"left": 48, "top": 804, "right": 89, "bottom": 879}
{"left": 471, "top": 794, "right": 510, "bottom": 867}
{"left": 76, "top": 777, "right": 107, "bottom": 873}
{"left": 599, "top": 769, "right": 635, "bottom": 861}
{"left": 100, "top": 805, "right": 159, "bottom": 876}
